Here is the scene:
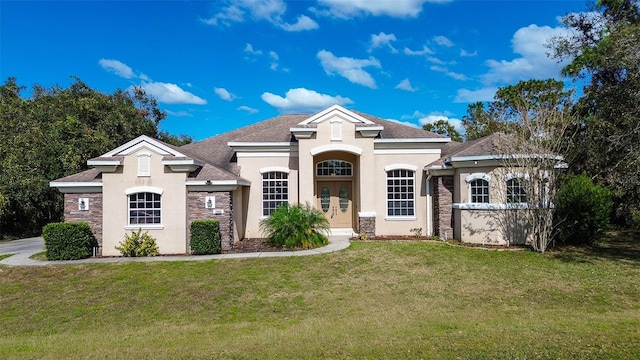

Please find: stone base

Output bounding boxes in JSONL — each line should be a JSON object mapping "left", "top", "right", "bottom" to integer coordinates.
{"left": 358, "top": 215, "right": 376, "bottom": 237}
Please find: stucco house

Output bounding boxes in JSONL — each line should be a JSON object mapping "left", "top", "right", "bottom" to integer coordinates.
{"left": 50, "top": 105, "right": 549, "bottom": 256}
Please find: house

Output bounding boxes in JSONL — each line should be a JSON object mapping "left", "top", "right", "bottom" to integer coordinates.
{"left": 50, "top": 105, "right": 552, "bottom": 256}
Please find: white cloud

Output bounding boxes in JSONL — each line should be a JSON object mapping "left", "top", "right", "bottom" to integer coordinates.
{"left": 261, "top": 87, "right": 353, "bottom": 113}
{"left": 202, "top": 0, "right": 318, "bottom": 32}
{"left": 244, "top": 43, "right": 262, "bottom": 55}
{"left": 430, "top": 65, "right": 468, "bottom": 81}
{"left": 98, "top": 59, "right": 134, "bottom": 79}
{"left": 418, "top": 114, "right": 463, "bottom": 132}
{"left": 316, "top": 0, "right": 449, "bottom": 19}
{"left": 403, "top": 45, "right": 434, "bottom": 56}
{"left": 481, "top": 24, "right": 572, "bottom": 85}
{"left": 165, "top": 110, "right": 193, "bottom": 117}
{"left": 100, "top": 58, "right": 205, "bottom": 106}
{"left": 369, "top": 32, "right": 397, "bottom": 53}
{"left": 237, "top": 105, "right": 259, "bottom": 114}
{"left": 460, "top": 49, "right": 477, "bottom": 57}
{"left": 244, "top": 44, "right": 284, "bottom": 71}
{"left": 454, "top": 87, "right": 498, "bottom": 103}
{"left": 136, "top": 82, "right": 207, "bottom": 105}
{"left": 317, "top": 50, "right": 381, "bottom": 88}
{"left": 395, "top": 78, "right": 417, "bottom": 92}
{"left": 280, "top": 15, "right": 319, "bottom": 31}
{"left": 384, "top": 118, "right": 421, "bottom": 128}
{"left": 214, "top": 87, "right": 236, "bottom": 101}
{"left": 433, "top": 35, "right": 454, "bottom": 47}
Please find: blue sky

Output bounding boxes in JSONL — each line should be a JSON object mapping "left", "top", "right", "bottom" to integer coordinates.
{"left": 1, "top": 0, "right": 583, "bottom": 140}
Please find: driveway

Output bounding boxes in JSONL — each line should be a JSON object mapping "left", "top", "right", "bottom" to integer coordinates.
{"left": 0, "top": 235, "right": 350, "bottom": 266}
{"left": 0, "top": 237, "right": 44, "bottom": 256}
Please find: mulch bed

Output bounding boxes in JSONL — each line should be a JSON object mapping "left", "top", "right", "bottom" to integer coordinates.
{"left": 223, "top": 238, "right": 286, "bottom": 254}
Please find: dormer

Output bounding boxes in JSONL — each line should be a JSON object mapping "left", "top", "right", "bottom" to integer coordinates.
{"left": 87, "top": 135, "right": 204, "bottom": 173}
{"left": 290, "top": 104, "right": 383, "bottom": 140}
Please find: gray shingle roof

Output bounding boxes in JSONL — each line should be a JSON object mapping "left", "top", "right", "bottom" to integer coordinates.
{"left": 180, "top": 110, "right": 446, "bottom": 173}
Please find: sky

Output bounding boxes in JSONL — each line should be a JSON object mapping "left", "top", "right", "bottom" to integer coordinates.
{"left": 1, "top": 0, "right": 585, "bottom": 141}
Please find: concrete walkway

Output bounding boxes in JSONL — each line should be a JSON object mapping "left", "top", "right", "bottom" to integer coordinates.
{"left": 0, "top": 235, "right": 351, "bottom": 267}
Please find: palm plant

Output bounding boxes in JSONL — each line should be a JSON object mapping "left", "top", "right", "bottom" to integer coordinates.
{"left": 260, "top": 202, "right": 329, "bottom": 249}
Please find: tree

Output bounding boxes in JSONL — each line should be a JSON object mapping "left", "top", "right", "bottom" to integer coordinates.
{"left": 423, "top": 119, "right": 463, "bottom": 142}
{"left": 477, "top": 80, "right": 576, "bottom": 252}
{"left": 549, "top": 0, "right": 640, "bottom": 225}
{"left": 0, "top": 77, "right": 192, "bottom": 237}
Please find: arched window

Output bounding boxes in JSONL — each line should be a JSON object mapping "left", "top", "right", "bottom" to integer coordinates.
{"left": 316, "top": 160, "right": 352, "bottom": 176}
{"left": 506, "top": 178, "right": 527, "bottom": 203}
{"left": 262, "top": 172, "right": 288, "bottom": 216}
{"left": 386, "top": 169, "right": 415, "bottom": 217}
{"left": 470, "top": 179, "right": 490, "bottom": 203}
{"left": 129, "top": 192, "right": 161, "bottom": 225}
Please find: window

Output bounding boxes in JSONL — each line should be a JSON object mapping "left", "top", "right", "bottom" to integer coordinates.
{"left": 470, "top": 179, "right": 490, "bottom": 203}
{"left": 386, "top": 169, "right": 415, "bottom": 217}
{"left": 316, "top": 160, "right": 352, "bottom": 176}
{"left": 138, "top": 154, "right": 151, "bottom": 177}
{"left": 506, "top": 178, "right": 527, "bottom": 203}
{"left": 262, "top": 172, "right": 288, "bottom": 216}
{"left": 129, "top": 192, "right": 161, "bottom": 225}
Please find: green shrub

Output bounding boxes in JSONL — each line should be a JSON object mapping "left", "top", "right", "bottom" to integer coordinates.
{"left": 42, "top": 222, "right": 97, "bottom": 260}
{"left": 260, "top": 202, "right": 329, "bottom": 249}
{"left": 116, "top": 228, "right": 159, "bottom": 257}
{"left": 555, "top": 174, "right": 613, "bottom": 245}
{"left": 190, "top": 220, "right": 221, "bottom": 255}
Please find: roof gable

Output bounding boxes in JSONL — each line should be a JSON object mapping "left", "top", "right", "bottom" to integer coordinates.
{"left": 101, "top": 135, "right": 188, "bottom": 157}
{"left": 298, "top": 104, "right": 375, "bottom": 125}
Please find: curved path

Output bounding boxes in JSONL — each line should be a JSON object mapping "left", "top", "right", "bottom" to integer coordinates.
{"left": 0, "top": 235, "right": 351, "bottom": 266}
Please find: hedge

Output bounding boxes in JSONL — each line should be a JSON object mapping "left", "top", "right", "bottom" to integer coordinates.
{"left": 42, "top": 222, "right": 97, "bottom": 260}
{"left": 190, "top": 220, "right": 221, "bottom": 255}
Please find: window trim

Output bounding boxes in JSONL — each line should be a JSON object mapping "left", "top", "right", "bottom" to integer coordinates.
{"left": 385, "top": 168, "right": 416, "bottom": 219}
{"left": 126, "top": 191, "right": 163, "bottom": 229}
{"left": 469, "top": 178, "right": 490, "bottom": 204}
{"left": 261, "top": 171, "right": 289, "bottom": 217}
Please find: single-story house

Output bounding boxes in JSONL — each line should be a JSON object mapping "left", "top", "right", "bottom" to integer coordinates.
{"left": 50, "top": 105, "right": 549, "bottom": 255}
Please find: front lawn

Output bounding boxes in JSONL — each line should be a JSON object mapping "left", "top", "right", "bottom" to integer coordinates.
{"left": 1, "top": 234, "right": 639, "bottom": 359}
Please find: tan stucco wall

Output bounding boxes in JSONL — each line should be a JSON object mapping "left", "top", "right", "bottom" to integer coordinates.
{"left": 453, "top": 165, "right": 534, "bottom": 245}
{"left": 102, "top": 148, "right": 188, "bottom": 256}
{"left": 236, "top": 155, "right": 299, "bottom": 238}
{"left": 371, "top": 154, "right": 438, "bottom": 236}
{"left": 237, "top": 117, "right": 443, "bottom": 237}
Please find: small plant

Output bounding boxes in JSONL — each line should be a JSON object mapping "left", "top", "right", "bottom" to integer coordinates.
{"left": 116, "top": 228, "right": 159, "bottom": 257}
{"left": 260, "top": 202, "right": 329, "bottom": 249}
{"left": 190, "top": 220, "right": 221, "bottom": 255}
{"left": 410, "top": 227, "right": 423, "bottom": 238}
{"left": 358, "top": 232, "right": 368, "bottom": 241}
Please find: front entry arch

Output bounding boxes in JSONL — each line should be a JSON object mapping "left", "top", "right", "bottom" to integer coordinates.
{"left": 317, "top": 181, "right": 352, "bottom": 228}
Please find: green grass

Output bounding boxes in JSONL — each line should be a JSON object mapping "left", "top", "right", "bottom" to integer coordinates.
{"left": 1, "top": 234, "right": 639, "bottom": 359}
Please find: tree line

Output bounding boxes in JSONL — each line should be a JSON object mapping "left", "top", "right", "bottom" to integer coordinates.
{"left": 426, "top": 0, "right": 640, "bottom": 230}
{"left": 0, "top": 77, "right": 191, "bottom": 238}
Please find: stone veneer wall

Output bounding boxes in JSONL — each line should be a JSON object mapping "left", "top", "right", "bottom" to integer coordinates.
{"left": 187, "top": 192, "right": 234, "bottom": 251}
{"left": 358, "top": 215, "right": 376, "bottom": 237}
{"left": 64, "top": 193, "right": 103, "bottom": 253}
{"left": 433, "top": 176, "right": 454, "bottom": 239}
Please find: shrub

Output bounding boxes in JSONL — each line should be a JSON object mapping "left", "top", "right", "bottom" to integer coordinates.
{"left": 260, "top": 202, "right": 329, "bottom": 249}
{"left": 116, "top": 228, "right": 159, "bottom": 257}
{"left": 555, "top": 174, "right": 613, "bottom": 245}
{"left": 190, "top": 220, "right": 221, "bottom": 255}
{"left": 42, "top": 222, "right": 97, "bottom": 260}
